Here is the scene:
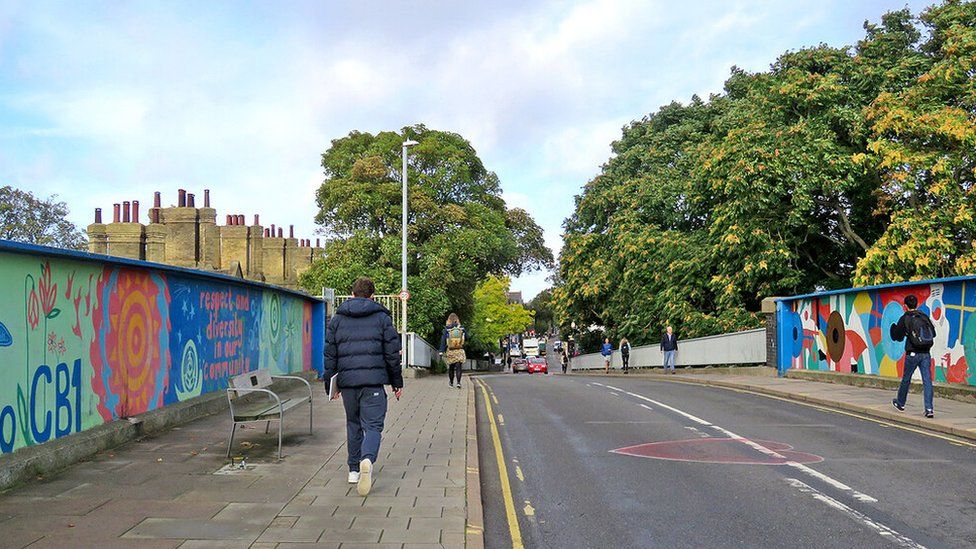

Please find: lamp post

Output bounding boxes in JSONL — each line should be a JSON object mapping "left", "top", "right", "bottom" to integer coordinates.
{"left": 401, "top": 139, "right": 419, "bottom": 366}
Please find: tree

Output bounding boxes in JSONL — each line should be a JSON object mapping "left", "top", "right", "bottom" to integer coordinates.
{"left": 301, "top": 125, "right": 553, "bottom": 340}
{"left": 0, "top": 185, "right": 87, "bottom": 250}
{"left": 555, "top": 5, "right": 943, "bottom": 343}
{"left": 468, "top": 275, "right": 534, "bottom": 353}
{"left": 527, "top": 288, "right": 554, "bottom": 334}
{"left": 854, "top": 0, "right": 976, "bottom": 283}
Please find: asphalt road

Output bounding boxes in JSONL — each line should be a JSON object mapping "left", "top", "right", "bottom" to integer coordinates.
{"left": 474, "top": 369, "right": 976, "bottom": 548}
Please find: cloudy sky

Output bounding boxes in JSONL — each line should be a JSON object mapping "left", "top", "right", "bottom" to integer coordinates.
{"left": 0, "top": 0, "right": 931, "bottom": 298}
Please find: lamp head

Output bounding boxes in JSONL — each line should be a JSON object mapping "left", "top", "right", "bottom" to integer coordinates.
{"left": 403, "top": 139, "right": 419, "bottom": 147}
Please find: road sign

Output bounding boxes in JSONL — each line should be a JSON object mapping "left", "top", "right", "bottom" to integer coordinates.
{"left": 399, "top": 290, "right": 410, "bottom": 301}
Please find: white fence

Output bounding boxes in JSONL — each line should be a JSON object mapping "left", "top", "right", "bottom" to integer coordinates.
{"left": 406, "top": 332, "right": 438, "bottom": 368}
{"left": 571, "top": 329, "right": 766, "bottom": 370}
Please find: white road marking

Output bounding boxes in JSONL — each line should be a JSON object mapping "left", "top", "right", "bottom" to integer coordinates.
{"left": 639, "top": 403, "right": 654, "bottom": 412}
{"left": 618, "top": 389, "right": 712, "bottom": 426}
{"left": 784, "top": 478, "right": 925, "bottom": 549}
{"left": 610, "top": 384, "right": 879, "bottom": 504}
{"left": 709, "top": 423, "right": 877, "bottom": 503}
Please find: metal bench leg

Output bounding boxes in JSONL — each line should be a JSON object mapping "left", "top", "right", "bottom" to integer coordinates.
{"left": 309, "top": 400, "right": 313, "bottom": 435}
{"left": 265, "top": 420, "right": 271, "bottom": 434}
{"left": 277, "top": 419, "right": 283, "bottom": 460}
{"left": 227, "top": 423, "right": 237, "bottom": 458}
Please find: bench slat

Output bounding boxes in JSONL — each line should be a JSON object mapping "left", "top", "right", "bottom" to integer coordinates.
{"left": 232, "top": 396, "right": 310, "bottom": 421}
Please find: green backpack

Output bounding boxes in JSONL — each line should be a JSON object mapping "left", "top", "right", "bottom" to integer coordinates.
{"left": 447, "top": 326, "right": 465, "bottom": 350}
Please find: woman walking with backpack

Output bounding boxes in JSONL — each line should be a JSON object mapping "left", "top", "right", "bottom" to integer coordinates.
{"left": 440, "top": 313, "right": 467, "bottom": 388}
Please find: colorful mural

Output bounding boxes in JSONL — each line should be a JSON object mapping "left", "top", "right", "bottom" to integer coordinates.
{"left": 0, "top": 243, "right": 323, "bottom": 454}
{"left": 776, "top": 278, "right": 976, "bottom": 387}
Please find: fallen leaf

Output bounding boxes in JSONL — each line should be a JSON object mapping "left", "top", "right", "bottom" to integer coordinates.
{"left": 156, "top": 458, "right": 163, "bottom": 462}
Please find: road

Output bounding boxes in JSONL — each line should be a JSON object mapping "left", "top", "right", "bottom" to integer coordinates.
{"left": 474, "top": 369, "right": 976, "bottom": 548}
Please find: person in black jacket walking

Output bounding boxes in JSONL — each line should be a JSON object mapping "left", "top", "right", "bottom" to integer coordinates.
{"left": 890, "top": 294, "right": 936, "bottom": 418}
{"left": 661, "top": 326, "right": 678, "bottom": 373}
{"left": 324, "top": 277, "right": 403, "bottom": 496}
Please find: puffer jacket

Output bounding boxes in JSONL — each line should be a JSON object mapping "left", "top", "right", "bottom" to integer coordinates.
{"left": 324, "top": 297, "right": 403, "bottom": 389}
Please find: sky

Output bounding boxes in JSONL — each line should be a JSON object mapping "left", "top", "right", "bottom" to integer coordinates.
{"left": 0, "top": 0, "right": 933, "bottom": 300}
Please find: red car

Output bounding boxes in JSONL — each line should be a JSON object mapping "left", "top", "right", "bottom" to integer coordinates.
{"left": 526, "top": 357, "right": 548, "bottom": 374}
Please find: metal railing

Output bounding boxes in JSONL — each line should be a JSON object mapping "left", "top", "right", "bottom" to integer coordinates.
{"left": 334, "top": 294, "right": 404, "bottom": 332}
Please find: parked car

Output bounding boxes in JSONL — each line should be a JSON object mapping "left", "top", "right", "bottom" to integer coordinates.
{"left": 527, "top": 356, "right": 548, "bottom": 374}
{"left": 512, "top": 357, "right": 530, "bottom": 374}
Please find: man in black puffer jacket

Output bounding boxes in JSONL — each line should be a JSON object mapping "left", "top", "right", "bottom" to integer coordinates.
{"left": 324, "top": 277, "right": 403, "bottom": 496}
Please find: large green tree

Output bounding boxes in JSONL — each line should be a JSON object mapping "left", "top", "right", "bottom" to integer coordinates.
{"left": 0, "top": 185, "right": 87, "bottom": 250}
{"left": 556, "top": 3, "right": 964, "bottom": 345}
{"left": 301, "top": 125, "right": 553, "bottom": 340}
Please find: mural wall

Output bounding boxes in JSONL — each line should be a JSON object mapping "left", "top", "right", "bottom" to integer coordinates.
{"left": 0, "top": 244, "right": 323, "bottom": 454}
{"left": 776, "top": 278, "right": 976, "bottom": 387}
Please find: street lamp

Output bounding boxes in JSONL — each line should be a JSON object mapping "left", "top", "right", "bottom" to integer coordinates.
{"left": 401, "top": 139, "right": 419, "bottom": 366}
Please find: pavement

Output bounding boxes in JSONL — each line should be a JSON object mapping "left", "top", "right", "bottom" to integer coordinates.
{"left": 578, "top": 368, "right": 976, "bottom": 441}
{"left": 0, "top": 375, "right": 471, "bottom": 549}
{"left": 475, "top": 372, "right": 976, "bottom": 549}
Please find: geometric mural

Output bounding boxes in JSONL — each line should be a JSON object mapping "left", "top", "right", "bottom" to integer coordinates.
{"left": 0, "top": 242, "right": 324, "bottom": 454}
{"left": 777, "top": 278, "right": 976, "bottom": 387}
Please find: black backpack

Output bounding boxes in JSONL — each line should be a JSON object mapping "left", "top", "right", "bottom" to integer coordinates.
{"left": 906, "top": 311, "right": 935, "bottom": 350}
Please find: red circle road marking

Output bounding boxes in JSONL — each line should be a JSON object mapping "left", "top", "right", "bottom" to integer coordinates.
{"left": 611, "top": 438, "right": 824, "bottom": 465}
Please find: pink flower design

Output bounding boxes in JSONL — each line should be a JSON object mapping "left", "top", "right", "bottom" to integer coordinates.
{"left": 38, "top": 262, "right": 58, "bottom": 318}
{"left": 27, "top": 288, "right": 40, "bottom": 330}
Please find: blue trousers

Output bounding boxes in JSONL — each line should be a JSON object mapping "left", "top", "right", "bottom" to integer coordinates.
{"left": 341, "top": 386, "right": 388, "bottom": 471}
{"left": 896, "top": 352, "right": 933, "bottom": 411}
{"left": 663, "top": 350, "right": 676, "bottom": 371}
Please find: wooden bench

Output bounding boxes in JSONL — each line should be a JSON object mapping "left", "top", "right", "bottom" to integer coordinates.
{"left": 226, "top": 370, "right": 313, "bottom": 460}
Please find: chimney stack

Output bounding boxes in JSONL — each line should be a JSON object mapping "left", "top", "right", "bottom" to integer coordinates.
{"left": 187, "top": 193, "right": 195, "bottom": 208}
{"left": 253, "top": 214, "right": 259, "bottom": 226}
{"left": 153, "top": 191, "right": 161, "bottom": 208}
{"left": 316, "top": 238, "right": 320, "bottom": 247}
{"left": 122, "top": 201, "right": 131, "bottom": 223}
{"left": 226, "top": 214, "right": 232, "bottom": 225}
{"left": 277, "top": 227, "right": 283, "bottom": 238}
{"left": 289, "top": 225, "right": 294, "bottom": 239}
{"left": 113, "top": 204, "right": 121, "bottom": 223}
{"left": 235, "top": 214, "right": 243, "bottom": 226}
{"left": 204, "top": 189, "right": 210, "bottom": 208}
{"left": 264, "top": 228, "right": 270, "bottom": 237}
{"left": 270, "top": 223, "right": 276, "bottom": 236}
{"left": 132, "top": 201, "right": 140, "bottom": 223}
{"left": 178, "top": 189, "right": 186, "bottom": 207}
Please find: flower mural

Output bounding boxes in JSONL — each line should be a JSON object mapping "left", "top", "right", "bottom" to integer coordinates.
{"left": 1, "top": 244, "right": 321, "bottom": 455}
{"left": 89, "top": 268, "right": 171, "bottom": 420}
{"left": 778, "top": 279, "right": 976, "bottom": 387}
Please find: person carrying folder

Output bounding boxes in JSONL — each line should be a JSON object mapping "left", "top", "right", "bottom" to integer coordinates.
{"left": 324, "top": 276, "right": 403, "bottom": 496}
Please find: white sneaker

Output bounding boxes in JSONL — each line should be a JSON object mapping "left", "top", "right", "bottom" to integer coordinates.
{"left": 357, "top": 458, "right": 373, "bottom": 496}
{"left": 347, "top": 471, "right": 360, "bottom": 484}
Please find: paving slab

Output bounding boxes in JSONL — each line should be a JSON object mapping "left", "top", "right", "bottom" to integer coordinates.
{"left": 0, "top": 375, "right": 472, "bottom": 548}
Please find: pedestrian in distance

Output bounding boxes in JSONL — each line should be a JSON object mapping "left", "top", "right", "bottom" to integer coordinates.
{"left": 324, "top": 276, "right": 403, "bottom": 496}
{"left": 891, "top": 294, "right": 936, "bottom": 418}
{"left": 601, "top": 337, "right": 613, "bottom": 373}
{"left": 619, "top": 337, "right": 632, "bottom": 373}
{"left": 661, "top": 326, "right": 678, "bottom": 373}
{"left": 561, "top": 346, "right": 569, "bottom": 374}
{"left": 440, "top": 313, "right": 467, "bottom": 389}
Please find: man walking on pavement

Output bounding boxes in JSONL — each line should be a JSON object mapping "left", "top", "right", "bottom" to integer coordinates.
{"left": 601, "top": 337, "right": 613, "bottom": 373}
{"left": 661, "top": 326, "right": 678, "bottom": 373}
{"left": 324, "top": 276, "right": 403, "bottom": 496}
{"left": 891, "top": 294, "right": 936, "bottom": 418}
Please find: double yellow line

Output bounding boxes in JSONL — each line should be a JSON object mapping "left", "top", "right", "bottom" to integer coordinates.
{"left": 476, "top": 378, "right": 525, "bottom": 548}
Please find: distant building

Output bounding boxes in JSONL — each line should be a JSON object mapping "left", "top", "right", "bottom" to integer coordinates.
{"left": 86, "top": 188, "right": 323, "bottom": 290}
{"left": 507, "top": 291, "right": 523, "bottom": 305}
